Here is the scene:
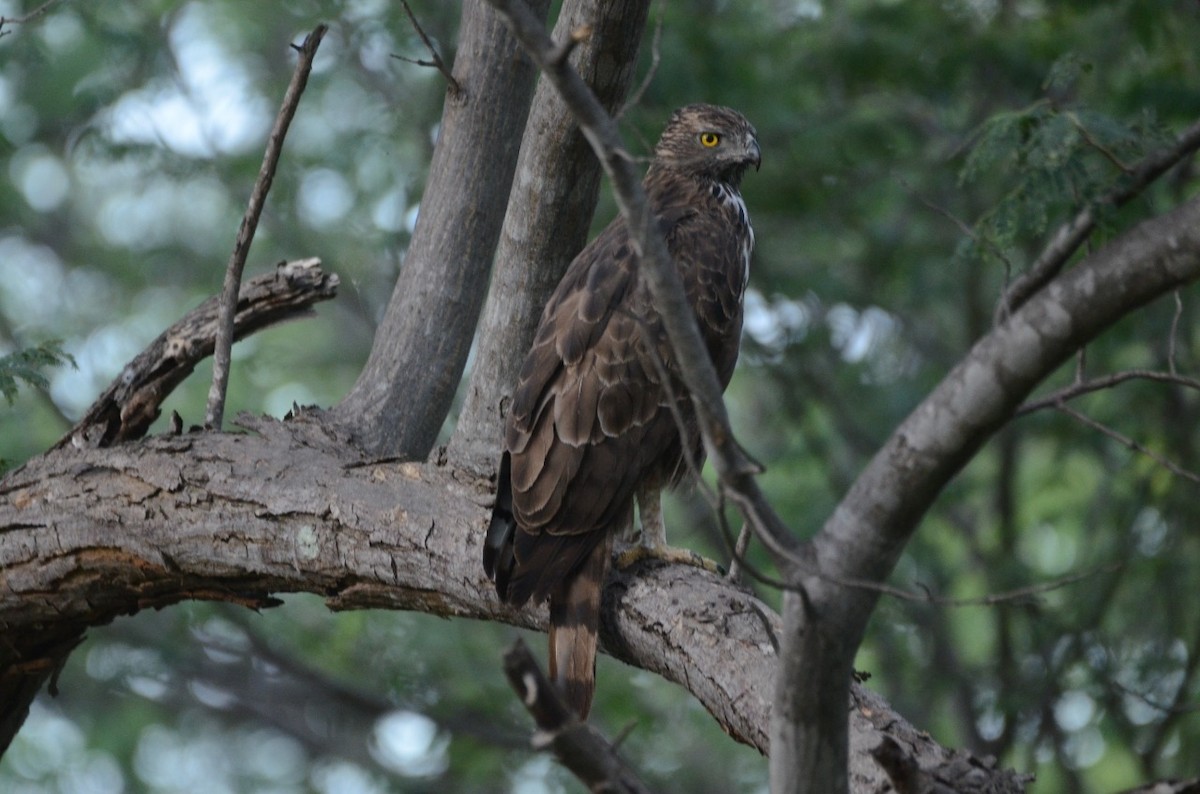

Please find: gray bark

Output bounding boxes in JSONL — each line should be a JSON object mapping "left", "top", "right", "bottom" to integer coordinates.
{"left": 331, "top": 0, "right": 550, "bottom": 459}
{"left": 449, "top": 0, "right": 651, "bottom": 470}
{"left": 0, "top": 415, "right": 1028, "bottom": 791}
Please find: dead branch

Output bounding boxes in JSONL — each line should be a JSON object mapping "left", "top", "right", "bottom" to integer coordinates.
{"left": 1018, "top": 369, "right": 1200, "bottom": 415}
{"left": 1054, "top": 402, "right": 1200, "bottom": 485}
{"left": 395, "top": 0, "right": 461, "bottom": 95}
{"left": 206, "top": 24, "right": 327, "bottom": 430}
{"left": 58, "top": 259, "right": 339, "bottom": 450}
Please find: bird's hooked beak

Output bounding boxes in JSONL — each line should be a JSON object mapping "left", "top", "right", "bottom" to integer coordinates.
{"left": 746, "top": 136, "right": 762, "bottom": 171}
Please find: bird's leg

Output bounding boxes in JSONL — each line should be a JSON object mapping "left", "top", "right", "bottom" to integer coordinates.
{"left": 637, "top": 481, "right": 666, "bottom": 548}
{"left": 615, "top": 481, "right": 722, "bottom": 573}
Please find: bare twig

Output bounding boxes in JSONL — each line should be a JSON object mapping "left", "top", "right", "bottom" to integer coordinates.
{"left": 996, "top": 116, "right": 1200, "bottom": 323}
{"left": 502, "top": 639, "right": 653, "bottom": 794}
{"left": 1110, "top": 679, "right": 1200, "bottom": 717}
{"left": 725, "top": 521, "right": 754, "bottom": 583}
{"left": 395, "top": 0, "right": 461, "bottom": 95}
{"left": 905, "top": 181, "right": 1017, "bottom": 279}
{"left": 547, "top": 24, "right": 592, "bottom": 66}
{"left": 616, "top": 0, "right": 665, "bottom": 120}
{"left": 1017, "top": 369, "right": 1200, "bottom": 416}
{"left": 0, "top": 0, "right": 64, "bottom": 36}
{"left": 1067, "top": 111, "right": 1135, "bottom": 174}
{"left": 1054, "top": 402, "right": 1200, "bottom": 485}
{"left": 205, "top": 24, "right": 327, "bottom": 431}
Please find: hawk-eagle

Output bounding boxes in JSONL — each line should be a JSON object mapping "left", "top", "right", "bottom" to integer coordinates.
{"left": 484, "top": 104, "right": 760, "bottom": 718}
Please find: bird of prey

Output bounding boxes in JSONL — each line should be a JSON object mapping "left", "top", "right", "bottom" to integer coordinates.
{"left": 484, "top": 104, "right": 760, "bottom": 718}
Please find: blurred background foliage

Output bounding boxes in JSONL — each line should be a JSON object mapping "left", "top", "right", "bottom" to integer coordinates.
{"left": 1, "top": 0, "right": 1199, "bottom": 791}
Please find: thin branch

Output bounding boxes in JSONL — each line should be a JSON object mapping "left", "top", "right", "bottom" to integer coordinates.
{"left": 0, "top": 0, "right": 64, "bottom": 36}
{"left": 1054, "top": 402, "right": 1200, "bottom": 485}
{"left": 1110, "top": 679, "right": 1200, "bottom": 717}
{"left": 905, "top": 180, "right": 1017, "bottom": 279}
{"left": 616, "top": 0, "right": 665, "bottom": 120}
{"left": 1017, "top": 369, "right": 1200, "bottom": 416}
{"left": 395, "top": 0, "right": 461, "bottom": 95}
{"left": 205, "top": 24, "right": 327, "bottom": 431}
{"left": 996, "top": 116, "right": 1200, "bottom": 322}
{"left": 725, "top": 521, "right": 753, "bottom": 583}
{"left": 1066, "top": 111, "right": 1135, "bottom": 173}
{"left": 547, "top": 23, "right": 591, "bottom": 66}
{"left": 502, "top": 639, "right": 653, "bottom": 794}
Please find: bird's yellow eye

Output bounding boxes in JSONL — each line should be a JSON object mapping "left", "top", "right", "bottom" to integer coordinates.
{"left": 700, "top": 132, "right": 721, "bottom": 148}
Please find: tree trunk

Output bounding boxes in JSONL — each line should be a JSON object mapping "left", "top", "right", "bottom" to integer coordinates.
{"left": 331, "top": 0, "right": 550, "bottom": 459}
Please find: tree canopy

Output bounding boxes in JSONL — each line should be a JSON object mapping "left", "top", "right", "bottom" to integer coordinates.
{"left": 2, "top": 1, "right": 1199, "bottom": 792}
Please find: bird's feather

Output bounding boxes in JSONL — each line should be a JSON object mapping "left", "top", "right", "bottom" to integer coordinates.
{"left": 484, "top": 104, "right": 759, "bottom": 718}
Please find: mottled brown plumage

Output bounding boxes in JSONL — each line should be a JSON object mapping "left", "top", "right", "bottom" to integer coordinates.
{"left": 484, "top": 104, "right": 759, "bottom": 718}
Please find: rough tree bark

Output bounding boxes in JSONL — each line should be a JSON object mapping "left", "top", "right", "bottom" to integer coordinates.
{"left": 0, "top": 416, "right": 1026, "bottom": 791}
{"left": 331, "top": 0, "right": 550, "bottom": 459}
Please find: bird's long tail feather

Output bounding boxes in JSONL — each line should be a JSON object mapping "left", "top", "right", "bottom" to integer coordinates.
{"left": 548, "top": 533, "right": 612, "bottom": 719}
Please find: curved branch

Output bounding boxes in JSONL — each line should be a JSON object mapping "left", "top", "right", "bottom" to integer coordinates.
{"left": 0, "top": 419, "right": 1024, "bottom": 791}
{"left": 825, "top": 194, "right": 1200, "bottom": 597}
{"left": 58, "top": 258, "right": 339, "bottom": 450}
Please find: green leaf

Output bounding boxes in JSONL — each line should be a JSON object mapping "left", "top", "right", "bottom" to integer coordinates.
{"left": 0, "top": 341, "right": 76, "bottom": 405}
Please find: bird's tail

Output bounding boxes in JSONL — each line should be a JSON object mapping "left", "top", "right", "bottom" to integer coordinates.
{"left": 548, "top": 533, "right": 613, "bottom": 719}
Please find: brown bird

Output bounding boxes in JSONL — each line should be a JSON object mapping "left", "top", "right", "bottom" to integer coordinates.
{"left": 484, "top": 104, "right": 760, "bottom": 718}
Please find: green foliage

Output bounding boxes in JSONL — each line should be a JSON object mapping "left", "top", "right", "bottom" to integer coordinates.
{"left": 0, "top": 340, "right": 74, "bottom": 405}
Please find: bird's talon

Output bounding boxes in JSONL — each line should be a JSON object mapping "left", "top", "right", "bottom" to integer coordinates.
{"left": 615, "top": 544, "right": 722, "bottom": 574}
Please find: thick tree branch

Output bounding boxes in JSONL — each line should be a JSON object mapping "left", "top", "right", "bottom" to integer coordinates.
{"left": 58, "top": 259, "right": 339, "bottom": 450}
{"left": 779, "top": 194, "right": 1200, "bottom": 790}
{"left": 206, "top": 25, "right": 326, "bottom": 431}
{"left": 331, "top": 0, "right": 550, "bottom": 459}
{"left": 0, "top": 422, "right": 1027, "bottom": 791}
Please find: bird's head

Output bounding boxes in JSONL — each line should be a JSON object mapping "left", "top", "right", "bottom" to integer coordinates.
{"left": 651, "top": 104, "right": 761, "bottom": 186}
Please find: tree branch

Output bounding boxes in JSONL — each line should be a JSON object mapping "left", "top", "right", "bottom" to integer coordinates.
{"left": 57, "top": 259, "right": 339, "bottom": 450}
{"left": 206, "top": 25, "right": 327, "bottom": 430}
{"left": 1017, "top": 369, "right": 1200, "bottom": 415}
{"left": 785, "top": 194, "right": 1200, "bottom": 790}
{"left": 502, "top": 638, "right": 652, "bottom": 793}
{"left": 996, "top": 117, "right": 1200, "bottom": 321}
{"left": 0, "top": 423, "right": 1027, "bottom": 791}
{"left": 395, "top": 0, "right": 461, "bottom": 94}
